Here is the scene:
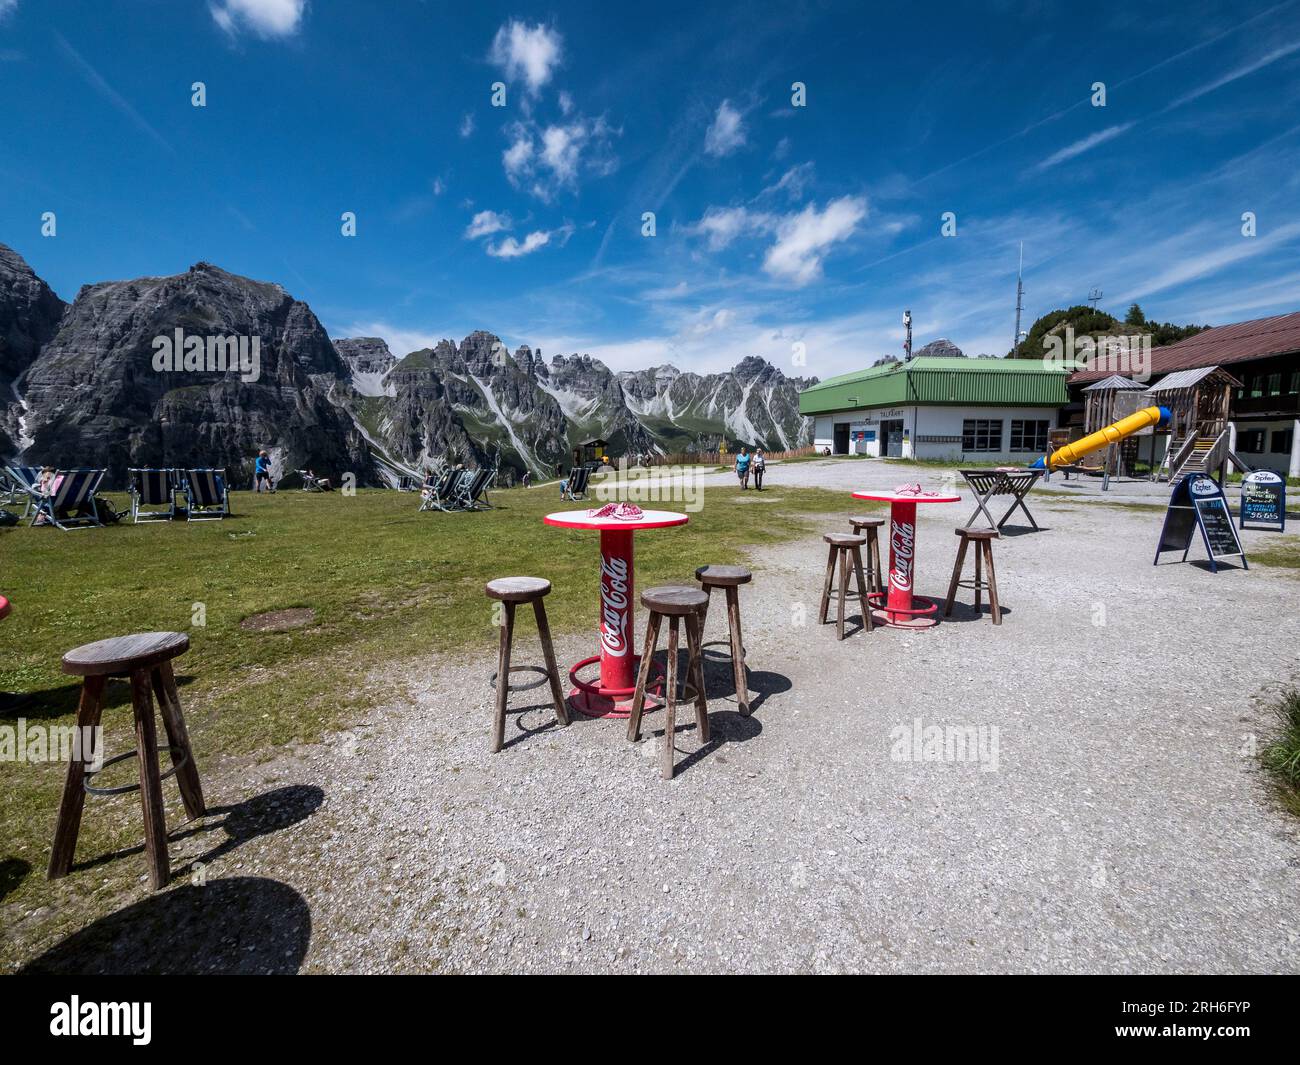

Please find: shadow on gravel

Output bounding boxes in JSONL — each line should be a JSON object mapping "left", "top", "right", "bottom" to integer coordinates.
{"left": 18, "top": 876, "right": 312, "bottom": 974}
{"left": 936, "top": 602, "right": 1013, "bottom": 624}
{"left": 69, "top": 784, "right": 325, "bottom": 879}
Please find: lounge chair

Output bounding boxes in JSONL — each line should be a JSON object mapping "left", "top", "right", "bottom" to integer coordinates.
{"left": 455, "top": 467, "right": 495, "bottom": 510}
{"left": 128, "top": 468, "right": 177, "bottom": 522}
{"left": 419, "top": 468, "right": 457, "bottom": 511}
{"left": 2, "top": 466, "right": 43, "bottom": 518}
{"left": 180, "top": 468, "right": 229, "bottom": 520}
{"left": 295, "top": 469, "right": 331, "bottom": 492}
{"left": 562, "top": 465, "right": 592, "bottom": 501}
{"left": 396, "top": 474, "right": 415, "bottom": 492}
{"left": 29, "top": 468, "right": 107, "bottom": 530}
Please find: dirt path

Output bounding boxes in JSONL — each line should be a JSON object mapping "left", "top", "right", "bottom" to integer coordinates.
{"left": 12, "top": 465, "right": 1300, "bottom": 973}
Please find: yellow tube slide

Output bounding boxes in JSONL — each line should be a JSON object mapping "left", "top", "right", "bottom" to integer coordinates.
{"left": 1035, "top": 405, "right": 1171, "bottom": 470}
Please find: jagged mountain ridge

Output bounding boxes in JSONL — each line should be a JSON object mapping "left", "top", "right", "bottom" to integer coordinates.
{"left": 0, "top": 243, "right": 816, "bottom": 484}
{"left": 337, "top": 336, "right": 817, "bottom": 479}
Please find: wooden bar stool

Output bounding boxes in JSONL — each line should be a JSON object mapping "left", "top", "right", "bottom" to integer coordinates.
{"left": 485, "top": 577, "right": 570, "bottom": 753}
{"left": 693, "top": 564, "right": 752, "bottom": 717}
{"left": 627, "top": 585, "right": 709, "bottom": 780}
{"left": 848, "top": 516, "right": 886, "bottom": 595}
{"left": 49, "top": 632, "right": 205, "bottom": 890}
{"left": 819, "top": 533, "right": 872, "bottom": 640}
{"left": 943, "top": 528, "right": 1002, "bottom": 624}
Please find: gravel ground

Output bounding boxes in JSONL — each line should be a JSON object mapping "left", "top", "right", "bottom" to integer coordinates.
{"left": 15, "top": 460, "right": 1300, "bottom": 974}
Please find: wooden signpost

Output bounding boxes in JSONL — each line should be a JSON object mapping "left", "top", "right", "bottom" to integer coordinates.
{"left": 1239, "top": 470, "right": 1286, "bottom": 532}
{"left": 1154, "top": 474, "right": 1248, "bottom": 572}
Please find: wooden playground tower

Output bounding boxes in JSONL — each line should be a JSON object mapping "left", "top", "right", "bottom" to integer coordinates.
{"left": 1081, "top": 367, "right": 1242, "bottom": 484}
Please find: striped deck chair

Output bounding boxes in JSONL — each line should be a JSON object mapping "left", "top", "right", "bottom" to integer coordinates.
{"left": 181, "top": 468, "right": 229, "bottom": 520}
{"left": 29, "top": 468, "right": 107, "bottom": 530}
{"left": 2, "top": 466, "right": 43, "bottom": 517}
{"left": 128, "top": 468, "right": 177, "bottom": 522}
{"left": 456, "top": 468, "right": 495, "bottom": 511}
{"left": 562, "top": 465, "right": 592, "bottom": 501}
{"left": 422, "top": 468, "right": 464, "bottom": 512}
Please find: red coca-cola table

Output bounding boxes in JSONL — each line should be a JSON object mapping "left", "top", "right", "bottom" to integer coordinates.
{"left": 851, "top": 489, "right": 960, "bottom": 628}
{"left": 542, "top": 508, "right": 689, "bottom": 717}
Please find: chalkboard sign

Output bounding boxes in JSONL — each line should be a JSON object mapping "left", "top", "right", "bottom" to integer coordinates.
{"left": 1154, "top": 475, "right": 1248, "bottom": 572}
{"left": 1240, "top": 470, "right": 1286, "bottom": 532}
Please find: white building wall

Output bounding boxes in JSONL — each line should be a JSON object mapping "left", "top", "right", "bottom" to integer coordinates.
{"left": 812, "top": 404, "right": 1061, "bottom": 462}
{"left": 1230, "top": 417, "right": 1299, "bottom": 477}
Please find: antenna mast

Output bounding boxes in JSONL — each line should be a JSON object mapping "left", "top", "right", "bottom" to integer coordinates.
{"left": 903, "top": 309, "right": 912, "bottom": 361}
{"left": 1012, "top": 242, "right": 1024, "bottom": 356}
{"left": 1088, "top": 286, "right": 1103, "bottom": 310}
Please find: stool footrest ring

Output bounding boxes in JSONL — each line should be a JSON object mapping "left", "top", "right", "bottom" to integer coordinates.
{"left": 84, "top": 745, "right": 189, "bottom": 797}
{"left": 488, "top": 664, "right": 552, "bottom": 693}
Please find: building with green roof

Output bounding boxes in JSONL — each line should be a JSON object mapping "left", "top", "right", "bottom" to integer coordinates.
{"left": 798, "top": 356, "right": 1071, "bottom": 460}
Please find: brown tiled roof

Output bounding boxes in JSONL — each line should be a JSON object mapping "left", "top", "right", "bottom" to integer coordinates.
{"left": 1070, "top": 310, "right": 1300, "bottom": 384}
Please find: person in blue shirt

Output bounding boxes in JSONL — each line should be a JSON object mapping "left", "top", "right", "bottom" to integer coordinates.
{"left": 254, "top": 450, "right": 274, "bottom": 493}
{"left": 735, "top": 446, "right": 751, "bottom": 489}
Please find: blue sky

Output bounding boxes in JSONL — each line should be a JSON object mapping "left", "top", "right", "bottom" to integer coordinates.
{"left": 3, "top": 0, "right": 1300, "bottom": 380}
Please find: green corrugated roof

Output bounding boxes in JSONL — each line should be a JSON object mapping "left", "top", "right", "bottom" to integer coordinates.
{"left": 799, "top": 356, "right": 1071, "bottom": 414}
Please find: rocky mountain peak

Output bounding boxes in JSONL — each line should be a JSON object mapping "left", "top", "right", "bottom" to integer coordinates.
{"left": 914, "top": 338, "right": 964, "bottom": 359}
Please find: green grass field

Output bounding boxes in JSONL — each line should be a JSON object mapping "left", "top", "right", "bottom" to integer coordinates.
{"left": 0, "top": 480, "right": 868, "bottom": 957}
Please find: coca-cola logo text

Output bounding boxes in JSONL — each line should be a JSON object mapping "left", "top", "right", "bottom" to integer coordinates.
{"left": 599, "top": 554, "right": 630, "bottom": 657}
{"left": 890, "top": 521, "right": 915, "bottom": 592}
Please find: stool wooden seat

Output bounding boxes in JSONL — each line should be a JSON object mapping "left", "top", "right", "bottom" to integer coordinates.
{"left": 943, "top": 528, "right": 1002, "bottom": 624}
{"left": 627, "top": 585, "right": 709, "bottom": 780}
{"left": 485, "top": 576, "right": 552, "bottom": 602}
{"left": 848, "top": 517, "right": 886, "bottom": 595}
{"left": 819, "top": 533, "right": 872, "bottom": 640}
{"left": 49, "top": 631, "right": 205, "bottom": 890}
{"left": 485, "top": 576, "right": 569, "bottom": 752}
{"left": 695, "top": 564, "right": 752, "bottom": 717}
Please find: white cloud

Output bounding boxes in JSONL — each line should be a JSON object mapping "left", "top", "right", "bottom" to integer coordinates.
{"left": 503, "top": 129, "right": 534, "bottom": 181}
{"left": 704, "top": 100, "right": 746, "bottom": 157}
{"left": 1036, "top": 123, "right": 1135, "bottom": 170}
{"left": 465, "top": 210, "right": 512, "bottom": 240}
{"left": 459, "top": 113, "right": 475, "bottom": 138}
{"left": 487, "top": 225, "right": 573, "bottom": 259}
{"left": 763, "top": 196, "right": 868, "bottom": 286}
{"left": 489, "top": 20, "right": 562, "bottom": 95}
{"left": 689, "top": 206, "right": 773, "bottom": 251}
{"left": 0, "top": 1, "right": 17, "bottom": 20}
{"left": 1167, "top": 39, "right": 1300, "bottom": 111}
{"left": 558, "top": 90, "right": 575, "bottom": 116}
{"left": 763, "top": 162, "right": 814, "bottom": 201}
{"left": 502, "top": 116, "right": 617, "bottom": 200}
{"left": 210, "top": 0, "right": 306, "bottom": 38}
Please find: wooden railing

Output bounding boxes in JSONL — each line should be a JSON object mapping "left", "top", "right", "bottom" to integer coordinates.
{"left": 641, "top": 445, "right": 817, "bottom": 467}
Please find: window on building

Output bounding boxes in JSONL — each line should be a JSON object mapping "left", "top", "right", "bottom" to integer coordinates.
{"left": 962, "top": 418, "right": 1003, "bottom": 452}
{"left": 1010, "top": 419, "right": 1050, "bottom": 452}
{"left": 1249, "top": 375, "right": 1264, "bottom": 398}
{"left": 1266, "top": 372, "right": 1283, "bottom": 397}
{"left": 1238, "top": 428, "right": 1267, "bottom": 452}
{"left": 1288, "top": 370, "right": 1299, "bottom": 394}
{"left": 1272, "top": 428, "right": 1295, "bottom": 455}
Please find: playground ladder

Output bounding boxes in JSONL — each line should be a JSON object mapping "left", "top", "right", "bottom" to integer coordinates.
{"left": 1169, "top": 429, "right": 1229, "bottom": 486}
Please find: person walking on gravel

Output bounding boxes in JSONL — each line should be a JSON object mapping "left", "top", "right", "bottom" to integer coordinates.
{"left": 735, "top": 446, "right": 751, "bottom": 490}
{"left": 753, "top": 448, "right": 766, "bottom": 491}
